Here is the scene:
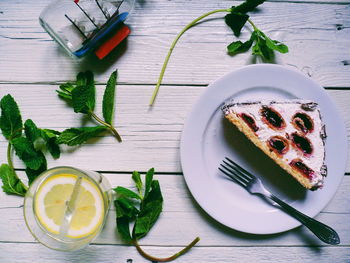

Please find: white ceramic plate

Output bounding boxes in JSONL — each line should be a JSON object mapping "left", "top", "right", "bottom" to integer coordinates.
{"left": 180, "top": 64, "right": 348, "bottom": 234}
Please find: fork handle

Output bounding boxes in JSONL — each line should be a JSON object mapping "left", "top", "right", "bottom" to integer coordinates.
{"left": 268, "top": 194, "right": 340, "bottom": 245}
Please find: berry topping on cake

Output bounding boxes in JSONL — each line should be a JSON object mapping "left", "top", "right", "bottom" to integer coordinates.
{"left": 289, "top": 158, "right": 315, "bottom": 180}
{"left": 267, "top": 136, "right": 289, "bottom": 156}
{"left": 260, "top": 106, "right": 286, "bottom": 130}
{"left": 290, "top": 132, "right": 313, "bottom": 156}
{"left": 222, "top": 100, "right": 326, "bottom": 190}
{"left": 292, "top": 112, "right": 314, "bottom": 134}
{"left": 239, "top": 113, "right": 259, "bottom": 132}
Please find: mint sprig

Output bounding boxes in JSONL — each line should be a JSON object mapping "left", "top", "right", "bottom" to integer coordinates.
{"left": 114, "top": 168, "right": 200, "bottom": 262}
{"left": 57, "top": 70, "right": 122, "bottom": 143}
{"left": 149, "top": 0, "right": 288, "bottom": 105}
{"left": 0, "top": 95, "right": 61, "bottom": 195}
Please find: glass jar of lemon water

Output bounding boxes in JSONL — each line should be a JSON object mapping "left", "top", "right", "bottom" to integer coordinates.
{"left": 24, "top": 167, "right": 112, "bottom": 251}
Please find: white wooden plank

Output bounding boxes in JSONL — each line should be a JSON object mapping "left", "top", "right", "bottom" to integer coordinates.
{"left": 0, "top": 242, "right": 349, "bottom": 263}
{"left": 0, "top": 1, "right": 349, "bottom": 86}
{"left": 0, "top": 85, "right": 349, "bottom": 172}
{"left": 0, "top": 173, "right": 349, "bottom": 246}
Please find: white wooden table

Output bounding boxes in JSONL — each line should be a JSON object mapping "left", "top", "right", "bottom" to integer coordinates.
{"left": 1, "top": 0, "right": 350, "bottom": 262}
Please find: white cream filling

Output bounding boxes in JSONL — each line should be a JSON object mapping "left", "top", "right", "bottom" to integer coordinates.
{"left": 224, "top": 100, "right": 325, "bottom": 187}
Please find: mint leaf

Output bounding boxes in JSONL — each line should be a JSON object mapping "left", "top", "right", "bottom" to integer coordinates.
{"left": 24, "top": 120, "right": 61, "bottom": 159}
{"left": 57, "top": 126, "right": 107, "bottom": 146}
{"left": 114, "top": 186, "right": 141, "bottom": 200}
{"left": 0, "top": 164, "right": 27, "bottom": 196}
{"left": 233, "top": 0, "right": 266, "bottom": 14}
{"left": 11, "top": 137, "right": 47, "bottom": 171}
{"left": 41, "top": 129, "right": 61, "bottom": 159}
{"left": 103, "top": 70, "right": 117, "bottom": 125}
{"left": 133, "top": 180, "right": 163, "bottom": 239}
{"left": 24, "top": 119, "right": 41, "bottom": 142}
{"left": 56, "top": 83, "right": 74, "bottom": 100}
{"left": 76, "top": 71, "right": 89, "bottom": 86}
{"left": 144, "top": 167, "right": 154, "bottom": 198}
{"left": 115, "top": 197, "right": 139, "bottom": 242}
{"left": 252, "top": 30, "right": 274, "bottom": 60}
{"left": 225, "top": 12, "right": 249, "bottom": 37}
{"left": 25, "top": 160, "right": 46, "bottom": 184}
{"left": 0, "top": 94, "right": 22, "bottom": 140}
{"left": 262, "top": 32, "right": 289, "bottom": 53}
{"left": 132, "top": 171, "right": 142, "bottom": 194}
{"left": 227, "top": 38, "right": 254, "bottom": 54}
{"left": 71, "top": 71, "right": 95, "bottom": 114}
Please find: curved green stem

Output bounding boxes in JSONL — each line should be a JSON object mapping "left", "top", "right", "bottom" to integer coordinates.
{"left": 149, "top": 8, "right": 232, "bottom": 106}
{"left": 90, "top": 111, "right": 122, "bottom": 142}
{"left": 247, "top": 18, "right": 258, "bottom": 31}
{"left": 133, "top": 237, "right": 200, "bottom": 262}
{"left": 7, "top": 142, "right": 28, "bottom": 192}
{"left": 7, "top": 142, "right": 14, "bottom": 169}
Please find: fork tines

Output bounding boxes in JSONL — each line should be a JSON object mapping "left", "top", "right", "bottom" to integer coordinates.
{"left": 219, "top": 157, "right": 255, "bottom": 187}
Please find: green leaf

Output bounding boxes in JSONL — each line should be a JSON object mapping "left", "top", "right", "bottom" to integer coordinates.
{"left": 116, "top": 216, "right": 133, "bottom": 243}
{"left": 233, "top": 0, "right": 266, "bottom": 14}
{"left": 252, "top": 30, "right": 274, "bottom": 60}
{"left": 114, "top": 186, "right": 141, "bottom": 200}
{"left": 114, "top": 197, "right": 139, "bottom": 242}
{"left": 57, "top": 126, "right": 107, "bottom": 146}
{"left": 24, "top": 121, "right": 61, "bottom": 159}
{"left": 40, "top": 129, "right": 61, "bottom": 159}
{"left": 76, "top": 72, "right": 88, "bottom": 86}
{"left": 115, "top": 197, "right": 139, "bottom": 219}
{"left": 11, "top": 137, "right": 47, "bottom": 171}
{"left": 225, "top": 12, "right": 249, "bottom": 37}
{"left": 133, "top": 180, "right": 163, "bottom": 240}
{"left": 0, "top": 163, "right": 27, "bottom": 196}
{"left": 132, "top": 171, "right": 142, "bottom": 194}
{"left": 56, "top": 83, "right": 74, "bottom": 100}
{"left": 25, "top": 160, "right": 46, "bottom": 184}
{"left": 103, "top": 70, "right": 117, "bottom": 125}
{"left": 71, "top": 71, "right": 95, "bottom": 114}
{"left": 145, "top": 167, "right": 154, "bottom": 198}
{"left": 0, "top": 94, "right": 23, "bottom": 140}
{"left": 24, "top": 119, "right": 41, "bottom": 142}
{"left": 227, "top": 39, "right": 254, "bottom": 54}
{"left": 262, "top": 33, "right": 289, "bottom": 54}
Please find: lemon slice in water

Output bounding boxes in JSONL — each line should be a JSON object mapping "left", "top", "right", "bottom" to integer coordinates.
{"left": 34, "top": 173, "right": 105, "bottom": 239}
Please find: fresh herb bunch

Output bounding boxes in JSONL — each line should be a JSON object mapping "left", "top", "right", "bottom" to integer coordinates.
{"left": 57, "top": 70, "right": 122, "bottom": 142}
{"left": 114, "top": 168, "right": 200, "bottom": 262}
{"left": 149, "top": 0, "right": 288, "bottom": 105}
{"left": 0, "top": 71, "right": 122, "bottom": 196}
{"left": 0, "top": 95, "right": 61, "bottom": 196}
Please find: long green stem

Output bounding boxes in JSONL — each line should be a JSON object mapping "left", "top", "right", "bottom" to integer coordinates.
{"left": 7, "top": 142, "right": 28, "bottom": 192}
{"left": 133, "top": 237, "right": 200, "bottom": 262}
{"left": 247, "top": 18, "right": 258, "bottom": 31}
{"left": 7, "top": 142, "right": 14, "bottom": 169}
{"left": 90, "top": 111, "right": 122, "bottom": 142}
{"left": 149, "top": 8, "right": 232, "bottom": 106}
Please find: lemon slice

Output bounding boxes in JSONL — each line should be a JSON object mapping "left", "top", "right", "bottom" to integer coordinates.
{"left": 34, "top": 173, "right": 105, "bottom": 239}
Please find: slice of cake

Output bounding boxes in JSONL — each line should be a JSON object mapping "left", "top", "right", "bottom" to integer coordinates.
{"left": 222, "top": 100, "right": 327, "bottom": 190}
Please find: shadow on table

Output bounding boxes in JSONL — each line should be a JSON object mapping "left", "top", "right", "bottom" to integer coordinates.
{"left": 188, "top": 191, "right": 323, "bottom": 251}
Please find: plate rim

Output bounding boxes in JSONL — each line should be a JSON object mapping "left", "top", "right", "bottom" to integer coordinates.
{"left": 180, "top": 64, "right": 348, "bottom": 235}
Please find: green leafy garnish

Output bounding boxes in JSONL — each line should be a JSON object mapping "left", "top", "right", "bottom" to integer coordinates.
{"left": 0, "top": 95, "right": 61, "bottom": 195}
{"left": 0, "top": 164, "right": 27, "bottom": 196}
{"left": 149, "top": 0, "right": 288, "bottom": 105}
{"left": 114, "top": 168, "right": 200, "bottom": 262}
{"left": 57, "top": 70, "right": 122, "bottom": 142}
{"left": 11, "top": 137, "right": 47, "bottom": 171}
{"left": 103, "top": 70, "right": 117, "bottom": 125}
{"left": 0, "top": 94, "right": 23, "bottom": 140}
{"left": 57, "top": 126, "right": 108, "bottom": 146}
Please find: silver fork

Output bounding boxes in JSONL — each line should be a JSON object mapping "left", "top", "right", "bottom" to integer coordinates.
{"left": 219, "top": 157, "right": 340, "bottom": 245}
